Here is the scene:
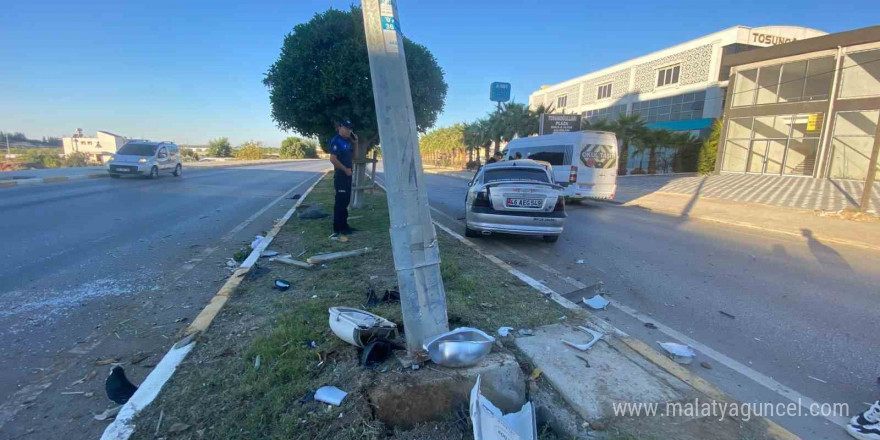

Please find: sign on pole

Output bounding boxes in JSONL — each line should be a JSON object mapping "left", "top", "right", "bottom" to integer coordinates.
{"left": 539, "top": 114, "right": 582, "bottom": 135}
{"left": 362, "top": 0, "right": 449, "bottom": 359}
{"left": 489, "top": 82, "right": 511, "bottom": 103}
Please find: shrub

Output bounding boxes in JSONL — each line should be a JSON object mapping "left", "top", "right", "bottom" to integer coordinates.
{"left": 181, "top": 149, "right": 200, "bottom": 162}
{"left": 62, "top": 152, "right": 90, "bottom": 167}
{"left": 698, "top": 119, "right": 721, "bottom": 175}
{"left": 235, "top": 141, "right": 265, "bottom": 160}
{"left": 208, "top": 137, "right": 232, "bottom": 157}
{"left": 26, "top": 149, "right": 62, "bottom": 168}
{"left": 280, "top": 137, "right": 319, "bottom": 159}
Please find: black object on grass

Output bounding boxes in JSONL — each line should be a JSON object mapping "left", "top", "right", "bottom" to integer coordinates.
{"left": 273, "top": 279, "right": 291, "bottom": 291}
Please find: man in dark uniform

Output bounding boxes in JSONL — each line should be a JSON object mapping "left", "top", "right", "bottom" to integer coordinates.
{"left": 328, "top": 120, "right": 357, "bottom": 237}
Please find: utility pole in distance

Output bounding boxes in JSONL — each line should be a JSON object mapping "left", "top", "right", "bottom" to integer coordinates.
{"left": 361, "top": 0, "right": 449, "bottom": 360}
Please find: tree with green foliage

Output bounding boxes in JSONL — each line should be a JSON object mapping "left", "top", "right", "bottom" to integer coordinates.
{"left": 26, "top": 149, "right": 62, "bottom": 168}
{"left": 235, "top": 141, "right": 265, "bottom": 160}
{"left": 62, "top": 152, "right": 90, "bottom": 167}
{"left": 280, "top": 136, "right": 319, "bottom": 159}
{"left": 698, "top": 119, "right": 722, "bottom": 175}
{"left": 208, "top": 137, "right": 232, "bottom": 157}
{"left": 263, "top": 6, "right": 447, "bottom": 152}
{"left": 420, "top": 124, "right": 466, "bottom": 167}
{"left": 180, "top": 149, "right": 200, "bottom": 162}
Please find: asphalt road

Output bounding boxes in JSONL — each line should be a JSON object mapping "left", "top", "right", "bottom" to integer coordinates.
{"left": 0, "top": 160, "right": 328, "bottom": 439}
{"left": 389, "top": 171, "right": 879, "bottom": 440}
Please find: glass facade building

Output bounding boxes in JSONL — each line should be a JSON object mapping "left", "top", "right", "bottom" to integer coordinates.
{"left": 718, "top": 27, "right": 880, "bottom": 181}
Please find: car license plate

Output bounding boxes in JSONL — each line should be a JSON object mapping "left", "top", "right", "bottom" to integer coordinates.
{"left": 506, "top": 198, "right": 542, "bottom": 208}
{"left": 116, "top": 168, "right": 129, "bottom": 173}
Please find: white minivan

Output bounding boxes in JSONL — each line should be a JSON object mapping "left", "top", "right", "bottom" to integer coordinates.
{"left": 106, "top": 141, "right": 182, "bottom": 179}
{"left": 503, "top": 131, "right": 619, "bottom": 200}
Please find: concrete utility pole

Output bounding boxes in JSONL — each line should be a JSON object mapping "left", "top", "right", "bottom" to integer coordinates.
{"left": 361, "top": 0, "right": 449, "bottom": 358}
{"left": 858, "top": 119, "right": 880, "bottom": 213}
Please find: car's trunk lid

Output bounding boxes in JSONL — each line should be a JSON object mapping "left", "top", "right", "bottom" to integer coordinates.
{"left": 485, "top": 181, "right": 561, "bottom": 212}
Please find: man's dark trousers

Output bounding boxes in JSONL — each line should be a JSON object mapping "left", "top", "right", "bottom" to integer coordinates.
{"left": 333, "top": 172, "right": 352, "bottom": 233}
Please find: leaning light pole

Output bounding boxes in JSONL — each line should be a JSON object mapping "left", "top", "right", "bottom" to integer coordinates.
{"left": 361, "top": 0, "right": 449, "bottom": 359}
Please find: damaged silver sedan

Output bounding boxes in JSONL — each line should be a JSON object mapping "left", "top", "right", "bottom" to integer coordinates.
{"left": 465, "top": 160, "right": 566, "bottom": 243}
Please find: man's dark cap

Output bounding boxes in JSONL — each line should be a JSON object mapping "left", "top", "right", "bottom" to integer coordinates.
{"left": 338, "top": 120, "right": 353, "bottom": 128}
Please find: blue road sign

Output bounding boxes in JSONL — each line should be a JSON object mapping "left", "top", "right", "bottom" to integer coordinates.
{"left": 490, "top": 82, "right": 511, "bottom": 102}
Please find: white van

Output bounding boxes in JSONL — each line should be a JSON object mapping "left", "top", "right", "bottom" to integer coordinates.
{"left": 503, "top": 131, "right": 619, "bottom": 200}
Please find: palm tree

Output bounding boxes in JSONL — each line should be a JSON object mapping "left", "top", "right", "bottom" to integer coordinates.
{"left": 611, "top": 114, "right": 647, "bottom": 176}
{"left": 635, "top": 129, "right": 675, "bottom": 174}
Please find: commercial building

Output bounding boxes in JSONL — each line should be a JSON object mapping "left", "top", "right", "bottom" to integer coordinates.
{"left": 528, "top": 25, "right": 827, "bottom": 172}
{"left": 62, "top": 129, "right": 128, "bottom": 163}
{"left": 716, "top": 25, "right": 880, "bottom": 182}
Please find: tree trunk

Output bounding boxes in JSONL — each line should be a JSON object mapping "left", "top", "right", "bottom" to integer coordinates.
{"left": 648, "top": 147, "right": 658, "bottom": 174}
{"left": 484, "top": 144, "right": 491, "bottom": 164}
{"left": 493, "top": 139, "right": 501, "bottom": 155}
{"left": 618, "top": 136, "right": 629, "bottom": 175}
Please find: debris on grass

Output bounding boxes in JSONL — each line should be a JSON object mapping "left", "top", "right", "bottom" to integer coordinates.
{"left": 470, "top": 375, "right": 537, "bottom": 440}
{"left": 260, "top": 250, "right": 279, "bottom": 258}
{"left": 71, "top": 370, "right": 97, "bottom": 386}
{"left": 271, "top": 256, "right": 314, "bottom": 269}
{"left": 517, "top": 329, "right": 534, "bottom": 336}
{"left": 700, "top": 361, "right": 713, "bottom": 369}
{"left": 250, "top": 235, "right": 265, "bottom": 249}
{"left": 167, "top": 422, "right": 190, "bottom": 434}
{"left": 328, "top": 307, "right": 398, "bottom": 348}
{"left": 719, "top": 310, "right": 736, "bottom": 319}
{"left": 273, "top": 279, "right": 291, "bottom": 291}
{"left": 93, "top": 405, "right": 121, "bottom": 421}
{"left": 314, "top": 386, "right": 347, "bottom": 406}
{"left": 497, "top": 327, "right": 513, "bottom": 337}
{"left": 298, "top": 205, "right": 328, "bottom": 219}
{"left": 94, "top": 358, "right": 119, "bottom": 366}
{"left": 307, "top": 247, "right": 372, "bottom": 265}
{"left": 644, "top": 322, "right": 658, "bottom": 330}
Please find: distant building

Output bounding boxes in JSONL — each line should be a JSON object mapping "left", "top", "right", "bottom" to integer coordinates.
{"left": 716, "top": 25, "right": 880, "bottom": 180}
{"left": 62, "top": 129, "right": 128, "bottom": 163}
{"left": 529, "top": 25, "right": 827, "bottom": 172}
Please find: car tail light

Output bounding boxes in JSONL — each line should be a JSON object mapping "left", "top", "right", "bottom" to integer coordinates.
{"left": 569, "top": 166, "right": 577, "bottom": 183}
{"left": 473, "top": 189, "right": 491, "bottom": 208}
{"left": 554, "top": 196, "right": 565, "bottom": 212}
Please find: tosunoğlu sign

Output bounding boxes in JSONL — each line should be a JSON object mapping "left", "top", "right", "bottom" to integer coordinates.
{"left": 750, "top": 32, "right": 798, "bottom": 46}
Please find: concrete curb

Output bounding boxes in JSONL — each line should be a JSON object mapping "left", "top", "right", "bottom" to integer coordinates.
{"left": 99, "top": 170, "right": 329, "bottom": 440}
{"left": 371, "top": 178, "right": 802, "bottom": 440}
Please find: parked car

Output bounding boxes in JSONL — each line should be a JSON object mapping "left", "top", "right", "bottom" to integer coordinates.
{"left": 106, "top": 141, "right": 182, "bottom": 179}
{"left": 503, "top": 131, "right": 619, "bottom": 200}
{"left": 465, "top": 159, "right": 566, "bottom": 243}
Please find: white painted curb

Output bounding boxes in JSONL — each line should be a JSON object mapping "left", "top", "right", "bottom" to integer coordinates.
{"left": 98, "top": 171, "right": 329, "bottom": 440}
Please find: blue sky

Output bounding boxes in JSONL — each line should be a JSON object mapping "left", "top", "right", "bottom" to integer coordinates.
{"left": 2, "top": 0, "right": 878, "bottom": 147}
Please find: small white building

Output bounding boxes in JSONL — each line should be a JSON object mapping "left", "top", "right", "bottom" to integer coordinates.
{"left": 62, "top": 129, "right": 128, "bottom": 163}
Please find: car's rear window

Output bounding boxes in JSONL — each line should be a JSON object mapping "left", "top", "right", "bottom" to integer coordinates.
{"left": 483, "top": 168, "right": 550, "bottom": 183}
{"left": 117, "top": 143, "right": 157, "bottom": 156}
{"left": 505, "top": 144, "right": 570, "bottom": 165}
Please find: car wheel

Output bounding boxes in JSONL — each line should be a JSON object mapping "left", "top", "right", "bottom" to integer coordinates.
{"left": 465, "top": 227, "right": 480, "bottom": 238}
{"left": 173, "top": 164, "right": 182, "bottom": 177}
{"left": 149, "top": 166, "right": 159, "bottom": 179}
{"left": 109, "top": 174, "right": 120, "bottom": 179}
{"left": 543, "top": 235, "right": 559, "bottom": 243}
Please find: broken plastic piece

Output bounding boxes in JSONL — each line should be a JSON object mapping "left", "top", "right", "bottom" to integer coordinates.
{"left": 575, "top": 259, "right": 585, "bottom": 264}
{"left": 314, "top": 386, "right": 347, "bottom": 406}
{"left": 328, "top": 307, "right": 398, "bottom": 348}
{"left": 583, "top": 295, "right": 610, "bottom": 310}
{"left": 470, "top": 375, "right": 537, "bottom": 440}
{"left": 658, "top": 342, "right": 695, "bottom": 364}
{"left": 423, "top": 327, "right": 494, "bottom": 368}
{"left": 562, "top": 326, "right": 604, "bottom": 352}
{"left": 250, "top": 235, "right": 264, "bottom": 249}
{"left": 273, "top": 279, "right": 291, "bottom": 291}
{"left": 307, "top": 247, "right": 372, "bottom": 264}
{"left": 260, "top": 250, "right": 279, "bottom": 258}
{"left": 361, "top": 340, "right": 397, "bottom": 367}
{"left": 497, "top": 327, "right": 513, "bottom": 337}
{"left": 517, "top": 329, "right": 535, "bottom": 337}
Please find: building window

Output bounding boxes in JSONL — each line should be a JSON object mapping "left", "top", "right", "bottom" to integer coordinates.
{"left": 732, "top": 57, "right": 834, "bottom": 107}
{"left": 556, "top": 95, "right": 568, "bottom": 108}
{"left": 596, "top": 83, "right": 612, "bottom": 100}
{"left": 827, "top": 110, "right": 880, "bottom": 180}
{"left": 840, "top": 49, "right": 880, "bottom": 99}
{"left": 630, "top": 91, "right": 705, "bottom": 123}
{"left": 721, "top": 113, "right": 823, "bottom": 175}
{"left": 585, "top": 104, "right": 627, "bottom": 124}
{"left": 656, "top": 64, "right": 681, "bottom": 87}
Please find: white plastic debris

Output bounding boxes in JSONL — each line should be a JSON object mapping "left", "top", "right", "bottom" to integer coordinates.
{"left": 498, "top": 327, "right": 514, "bottom": 337}
{"left": 260, "top": 250, "right": 279, "bottom": 258}
{"left": 562, "top": 326, "right": 603, "bottom": 352}
{"left": 470, "top": 375, "right": 536, "bottom": 440}
{"left": 575, "top": 259, "right": 585, "bottom": 264}
{"left": 583, "top": 295, "right": 610, "bottom": 310}
{"left": 250, "top": 235, "right": 264, "bottom": 249}
{"left": 658, "top": 342, "right": 696, "bottom": 364}
{"left": 226, "top": 259, "right": 237, "bottom": 268}
{"left": 314, "top": 386, "right": 347, "bottom": 406}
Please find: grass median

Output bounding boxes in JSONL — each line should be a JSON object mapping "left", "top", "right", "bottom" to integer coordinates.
{"left": 129, "top": 176, "right": 572, "bottom": 440}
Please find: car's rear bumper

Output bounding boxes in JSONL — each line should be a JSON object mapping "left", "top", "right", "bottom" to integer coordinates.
{"left": 561, "top": 183, "right": 616, "bottom": 200}
{"left": 467, "top": 211, "right": 564, "bottom": 236}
